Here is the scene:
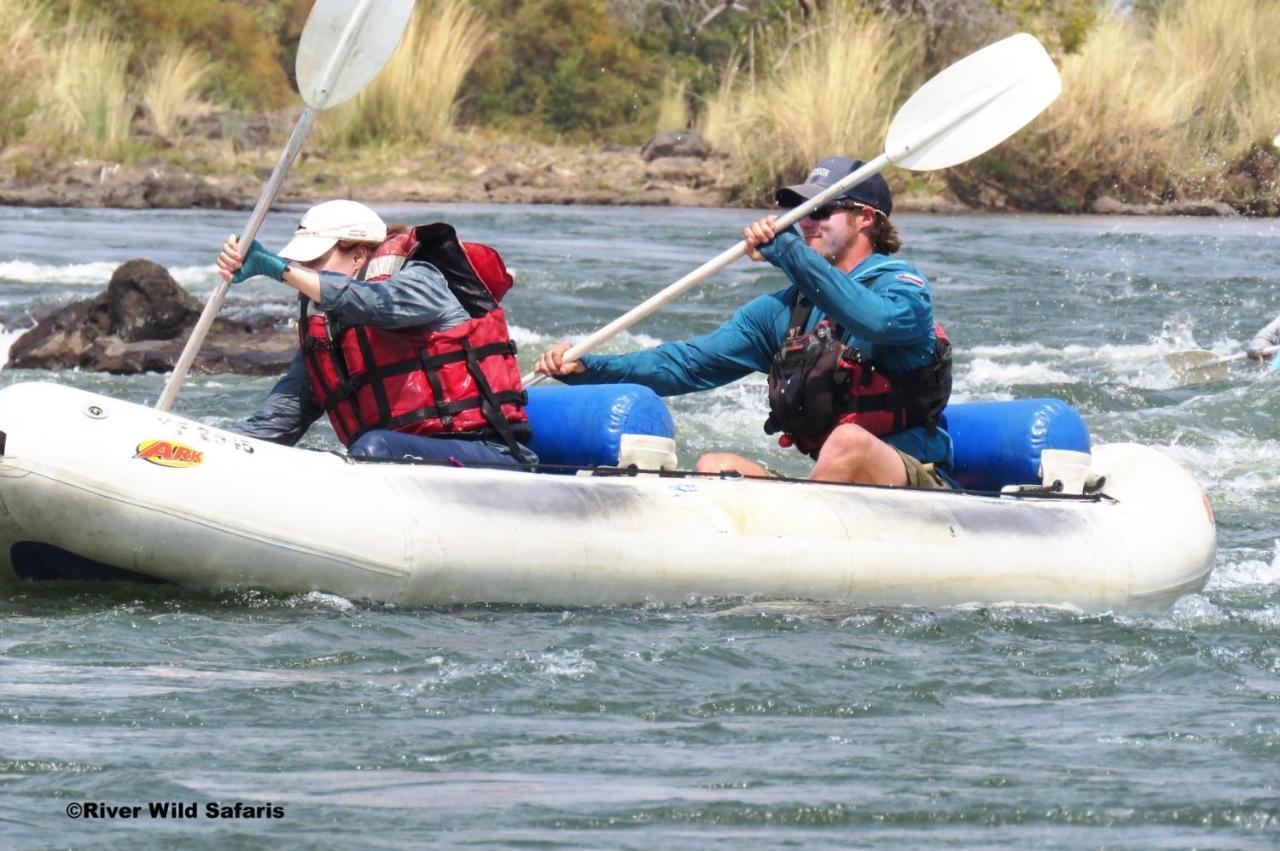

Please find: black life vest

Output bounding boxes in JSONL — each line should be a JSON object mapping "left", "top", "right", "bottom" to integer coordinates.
{"left": 764, "top": 294, "right": 952, "bottom": 458}
{"left": 299, "top": 222, "right": 530, "bottom": 452}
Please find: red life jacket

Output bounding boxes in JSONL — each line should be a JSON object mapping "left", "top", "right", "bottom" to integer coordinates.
{"left": 764, "top": 295, "right": 952, "bottom": 458}
{"left": 299, "top": 222, "right": 529, "bottom": 450}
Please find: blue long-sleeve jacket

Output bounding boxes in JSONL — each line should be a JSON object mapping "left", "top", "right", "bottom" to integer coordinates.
{"left": 562, "top": 228, "right": 953, "bottom": 466}
{"left": 234, "top": 261, "right": 468, "bottom": 445}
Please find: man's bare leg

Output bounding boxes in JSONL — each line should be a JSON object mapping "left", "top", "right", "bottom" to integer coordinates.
{"left": 695, "top": 452, "right": 773, "bottom": 477}
{"left": 809, "top": 423, "right": 908, "bottom": 485}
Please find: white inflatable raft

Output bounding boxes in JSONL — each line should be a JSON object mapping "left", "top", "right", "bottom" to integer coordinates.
{"left": 0, "top": 381, "right": 1215, "bottom": 611}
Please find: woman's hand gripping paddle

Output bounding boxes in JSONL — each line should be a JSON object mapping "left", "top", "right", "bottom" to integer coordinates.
{"left": 156, "top": 0, "right": 414, "bottom": 412}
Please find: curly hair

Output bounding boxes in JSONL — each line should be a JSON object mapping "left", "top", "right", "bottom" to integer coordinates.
{"left": 869, "top": 213, "right": 901, "bottom": 255}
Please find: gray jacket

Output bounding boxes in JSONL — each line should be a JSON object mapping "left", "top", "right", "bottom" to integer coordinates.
{"left": 235, "top": 261, "right": 467, "bottom": 445}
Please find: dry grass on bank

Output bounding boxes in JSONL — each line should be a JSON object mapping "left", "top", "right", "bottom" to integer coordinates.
{"left": 1, "top": 0, "right": 1273, "bottom": 214}
{"left": 1149, "top": 0, "right": 1280, "bottom": 165}
{"left": 699, "top": 0, "right": 1277, "bottom": 209}
{"left": 37, "top": 18, "right": 132, "bottom": 159}
{"left": 700, "top": 4, "right": 923, "bottom": 195}
{"left": 0, "top": 2, "right": 213, "bottom": 159}
{"left": 654, "top": 72, "right": 690, "bottom": 132}
{"left": 318, "top": 0, "right": 492, "bottom": 149}
{"left": 141, "top": 45, "right": 211, "bottom": 139}
{"left": 0, "top": 0, "right": 52, "bottom": 148}
{"left": 950, "top": 0, "right": 1280, "bottom": 209}
{"left": 1022, "top": 16, "right": 1175, "bottom": 203}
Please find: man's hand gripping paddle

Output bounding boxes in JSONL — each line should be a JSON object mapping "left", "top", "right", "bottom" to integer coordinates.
{"left": 523, "top": 32, "right": 1062, "bottom": 386}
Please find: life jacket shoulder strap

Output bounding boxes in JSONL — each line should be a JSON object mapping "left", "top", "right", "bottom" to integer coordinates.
{"left": 409, "top": 223, "right": 513, "bottom": 318}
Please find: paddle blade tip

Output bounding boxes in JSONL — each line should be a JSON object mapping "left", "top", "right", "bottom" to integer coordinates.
{"left": 887, "top": 32, "right": 1062, "bottom": 172}
{"left": 296, "top": 0, "right": 416, "bottom": 109}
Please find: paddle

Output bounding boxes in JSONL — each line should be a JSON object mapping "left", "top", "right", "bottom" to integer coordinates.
{"left": 1166, "top": 346, "right": 1277, "bottom": 383}
{"left": 155, "top": 0, "right": 415, "bottom": 412}
{"left": 522, "top": 32, "right": 1062, "bottom": 386}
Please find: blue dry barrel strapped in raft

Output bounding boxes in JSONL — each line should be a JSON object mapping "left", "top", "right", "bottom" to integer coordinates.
{"left": 525, "top": 384, "right": 676, "bottom": 468}
{"left": 524, "top": 385, "right": 1087, "bottom": 487}
{"left": 941, "top": 398, "right": 1091, "bottom": 491}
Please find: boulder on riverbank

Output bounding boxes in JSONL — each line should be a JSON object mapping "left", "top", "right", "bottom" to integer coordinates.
{"left": 641, "top": 129, "right": 711, "bottom": 162}
{"left": 6, "top": 260, "right": 295, "bottom": 375}
{"left": 0, "top": 158, "right": 248, "bottom": 210}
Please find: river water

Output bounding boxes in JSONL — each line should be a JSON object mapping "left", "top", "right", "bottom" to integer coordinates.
{"left": 0, "top": 204, "right": 1277, "bottom": 846}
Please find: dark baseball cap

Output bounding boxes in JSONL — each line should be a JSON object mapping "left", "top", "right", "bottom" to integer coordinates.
{"left": 775, "top": 156, "right": 893, "bottom": 217}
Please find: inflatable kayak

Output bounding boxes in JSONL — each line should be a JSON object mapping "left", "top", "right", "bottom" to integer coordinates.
{"left": 0, "top": 381, "right": 1215, "bottom": 611}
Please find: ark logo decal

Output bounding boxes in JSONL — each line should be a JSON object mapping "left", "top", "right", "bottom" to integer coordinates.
{"left": 134, "top": 439, "right": 204, "bottom": 468}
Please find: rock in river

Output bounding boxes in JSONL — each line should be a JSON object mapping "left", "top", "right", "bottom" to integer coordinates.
{"left": 6, "top": 260, "right": 295, "bottom": 375}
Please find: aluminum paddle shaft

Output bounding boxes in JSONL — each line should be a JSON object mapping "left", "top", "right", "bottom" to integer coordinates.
{"left": 156, "top": 0, "right": 413, "bottom": 412}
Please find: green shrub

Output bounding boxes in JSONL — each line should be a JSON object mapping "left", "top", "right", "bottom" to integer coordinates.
{"left": 990, "top": 0, "right": 1101, "bottom": 53}
{"left": 464, "top": 0, "right": 657, "bottom": 140}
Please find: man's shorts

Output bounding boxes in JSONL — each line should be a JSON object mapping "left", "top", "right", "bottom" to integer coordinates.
{"left": 896, "top": 449, "right": 954, "bottom": 490}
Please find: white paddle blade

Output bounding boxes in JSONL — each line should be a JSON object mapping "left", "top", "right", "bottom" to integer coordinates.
{"left": 1165, "top": 349, "right": 1228, "bottom": 371}
{"left": 296, "top": 0, "right": 414, "bottom": 109}
{"left": 886, "top": 33, "right": 1061, "bottom": 171}
{"left": 1165, "top": 348, "right": 1235, "bottom": 384}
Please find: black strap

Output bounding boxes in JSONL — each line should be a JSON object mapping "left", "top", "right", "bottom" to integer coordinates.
{"left": 371, "top": 391, "right": 526, "bottom": 433}
{"left": 419, "top": 340, "right": 516, "bottom": 370}
{"left": 459, "top": 339, "right": 527, "bottom": 463}
{"left": 330, "top": 342, "right": 517, "bottom": 393}
{"left": 419, "top": 349, "right": 451, "bottom": 427}
{"left": 787, "top": 293, "right": 814, "bottom": 336}
{"left": 351, "top": 327, "right": 392, "bottom": 426}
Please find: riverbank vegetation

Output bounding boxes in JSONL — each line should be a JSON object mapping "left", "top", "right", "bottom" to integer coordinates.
{"left": 0, "top": 0, "right": 1275, "bottom": 213}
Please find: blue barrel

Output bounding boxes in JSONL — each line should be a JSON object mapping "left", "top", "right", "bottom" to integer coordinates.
{"left": 940, "top": 398, "right": 1091, "bottom": 491}
{"left": 525, "top": 384, "right": 675, "bottom": 468}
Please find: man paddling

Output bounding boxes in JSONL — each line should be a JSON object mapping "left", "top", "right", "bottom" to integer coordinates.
{"left": 217, "top": 199, "right": 536, "bottom": 466}
{"left": 535, "top": 156, "right": 952, "bottom": 488}
{"left": 1246, "top": 313, "right": 1280, "bottom": 362}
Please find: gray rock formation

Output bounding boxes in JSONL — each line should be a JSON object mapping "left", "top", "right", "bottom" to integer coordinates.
{"left": 0, "top": 160, "right": 246, "bottom": 210}
{"left": 1088, "top": 196, "right": 1238, "bottom": 217}
{"left": 641, "top": 129, "right": 711, "bottom": 162}
{"left": 6, "top": 260, "right": 295, "bottom": 375}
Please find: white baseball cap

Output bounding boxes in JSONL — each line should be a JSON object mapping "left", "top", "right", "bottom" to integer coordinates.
{"left": 278, "top": 200, "right": 387, "bottom": 262}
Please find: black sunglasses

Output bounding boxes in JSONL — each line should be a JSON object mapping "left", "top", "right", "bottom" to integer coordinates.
{"left": 799, "top": 202, "right": 866, "bottom": 221}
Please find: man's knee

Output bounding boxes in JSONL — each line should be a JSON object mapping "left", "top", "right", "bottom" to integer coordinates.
{"left": 819, "top": 423, "right": 877, "bottom": 461}
{"left": 695, "top": 452, "right": 743, "bottom": 473}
